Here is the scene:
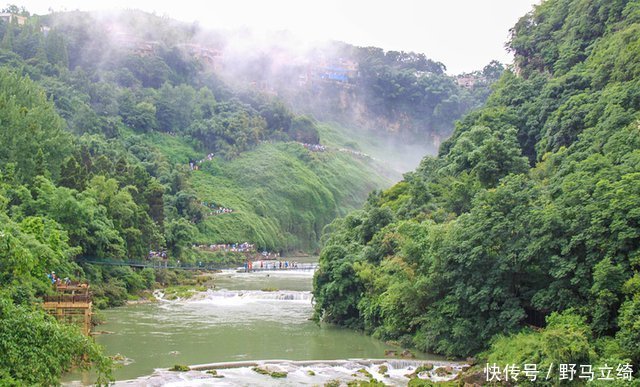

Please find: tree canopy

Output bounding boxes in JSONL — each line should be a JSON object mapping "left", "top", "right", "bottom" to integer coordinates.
{"left": 313, "top": 1, "right": 640, "bottom": 378}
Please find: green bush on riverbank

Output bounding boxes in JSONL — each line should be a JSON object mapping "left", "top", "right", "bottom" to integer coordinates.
{"left": 0, "top": 299, "right": 113, "bottom": 385}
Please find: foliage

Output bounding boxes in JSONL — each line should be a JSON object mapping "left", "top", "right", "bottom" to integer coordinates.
{"left": 484, "top": 312, "right": 595, "bottom": 374}
{"left": 0, "top": 208, "right": 113, "bottom": 384}
{"left": 0, "top": 299, "right": 113, "bottom": 385}
{"left": 313, "top": 0, "right": 640, "bottom": 374}
{"left": 0, "top": 8, "right": 396, "bottom": 261}
{"left": 0, "top": 68, "right": 72, "bottom": 182}
{"left": 190, "top": 142, "right": 387, "bottom": 253}
{"left": 0, "top": 8, "right": 405, "bottom": 383}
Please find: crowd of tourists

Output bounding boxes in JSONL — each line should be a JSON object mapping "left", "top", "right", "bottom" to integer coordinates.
{"left": 189, "top": 153, "right": 215, "bottom": 170}
{"left": 45, "top": 271, "right": 85, "bottom": 287}
{"left": 244, "top": 260, "right": 299, "bottom": 271}
{"left": 46, "top": 271, "right": 72, "bottom": 285}
{"left": 300, "top": 143, "right": 326, "bottom": 152}
{"left": 148, "top": 250, "right": 167, "bottom": 259}
{"left": 298, "top": 142, "right": 372, "bottom": 159}
{"left": 194, "top": 243, "right": 282, "bottom": 259}
{"left": 200, "top": 201, "right": 234, "bottom": 215}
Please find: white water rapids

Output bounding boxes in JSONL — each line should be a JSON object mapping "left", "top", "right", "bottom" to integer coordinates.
{"left": 112, "top": 359, "right": 467, "bottom": 386}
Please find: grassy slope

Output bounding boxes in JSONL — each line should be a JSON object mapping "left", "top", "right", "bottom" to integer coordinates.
{"left": 317, "top": 122, "right": 438, "bottom": 178}
{"left": 143, "top": 133, "right": 392, "bottom": 252}
{"left": 142, "top": 131, "right": 202, "bottom": 164}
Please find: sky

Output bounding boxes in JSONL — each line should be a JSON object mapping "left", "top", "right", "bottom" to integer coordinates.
{"left": 23, "top": 0, "right": 540, "bottom": 74}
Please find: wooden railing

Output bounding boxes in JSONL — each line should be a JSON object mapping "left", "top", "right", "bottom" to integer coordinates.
{"left": 43, "top": 294, "right": 91, "bottom": 304}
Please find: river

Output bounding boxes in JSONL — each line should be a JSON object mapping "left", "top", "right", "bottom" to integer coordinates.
{"left": 66, "top": 266, "right": 461, "bottom": 385}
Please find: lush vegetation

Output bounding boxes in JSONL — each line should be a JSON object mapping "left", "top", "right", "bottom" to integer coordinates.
{"left": 347, "top": 48, "right": 502, "bottom": 138}
{"left": 191, "top": 142, "right": 386, "bottom": 252}
{"left": 313, "top": 0, "right": 640, "bottom": 380}
{"left": 0, "top": 8, "right": 394, "bottom": 264}
{"left": 0, "top": 6, "right": 433, "bottom": 383}
{"left": 0, "top": 67, "right": 114, "bottom": 384}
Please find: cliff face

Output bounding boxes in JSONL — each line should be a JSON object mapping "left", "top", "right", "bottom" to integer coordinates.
{"left": 214, "top": 42, "right": 498, "bottom": 146}
{"left": 276, "top": 64, "right": 494, "bottom": 145}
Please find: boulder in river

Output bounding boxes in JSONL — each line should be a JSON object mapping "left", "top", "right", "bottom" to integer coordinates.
{"left": 400, "top": 349, "right": 415, "bottom": 358}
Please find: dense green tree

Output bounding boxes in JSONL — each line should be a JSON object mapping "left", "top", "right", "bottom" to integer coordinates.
{"left": 44, "top": 29, "right": 68, "bottom": 68}
{"left": 1, "top": 19, "right": 14, "bottom": 50}
{"left": 314, "top": 0, "right": 640, "bottom": 368}
{"left": 289, "top": 115, "right": 320, "bottom": 144}
{"left": 0, "top": 297, "right": 112, "bottom": 385}
{"left": 155, "top": 82, "right": 196, "bottom": 132}
{"left": 164, "top": 217, "right": 197, "bottom": 259}
{"left": 0, "top": 68, "right": 72, "bottom": 182}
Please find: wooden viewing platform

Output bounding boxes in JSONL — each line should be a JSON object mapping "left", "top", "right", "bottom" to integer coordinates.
{"left": 42, "top": 284, "right": 92, "bottom": 336}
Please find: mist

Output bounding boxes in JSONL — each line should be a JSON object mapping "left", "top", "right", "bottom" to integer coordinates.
{"left": 182, "top": 24, "right": 490, "bottom": 175}
{"left": 38, "top": 8, "right": 498, "bottom": 177}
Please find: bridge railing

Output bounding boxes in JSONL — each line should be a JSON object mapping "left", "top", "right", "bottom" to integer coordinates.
{"left": 248, "top": 263, "right": 318, "bottom": 271}
{"left": 55, "top": 283, "right": 89, "bottom": 292}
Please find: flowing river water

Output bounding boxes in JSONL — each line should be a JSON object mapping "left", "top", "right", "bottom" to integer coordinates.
{"left": 66, "top": 263, "right": 463, "bottom": 385}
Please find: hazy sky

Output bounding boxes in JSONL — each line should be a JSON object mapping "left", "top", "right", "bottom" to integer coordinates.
{"left": 24, "top": 0, "right": 539, "bottom": 74}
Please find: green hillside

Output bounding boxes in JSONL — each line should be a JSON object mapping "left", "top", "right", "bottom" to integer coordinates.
{"left": 313, "top": 0, "right": 640, "bottom": 380}
{"left": 0, "top": 7, "right": 488, "bottom": 383}
{"left": 180, "top": 140, "right": 388, "bottom": 252}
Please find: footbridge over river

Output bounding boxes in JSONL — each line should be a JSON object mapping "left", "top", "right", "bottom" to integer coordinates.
{"left": 244, "top": 262, "right": 318, "bottom": 272}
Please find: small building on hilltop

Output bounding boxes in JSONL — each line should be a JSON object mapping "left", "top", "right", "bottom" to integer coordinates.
{"left": 314, "top": 58, "right": 359, "bottom": 85}
{"left": 0, "top": 13, "right": 27, "bottom": 25}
